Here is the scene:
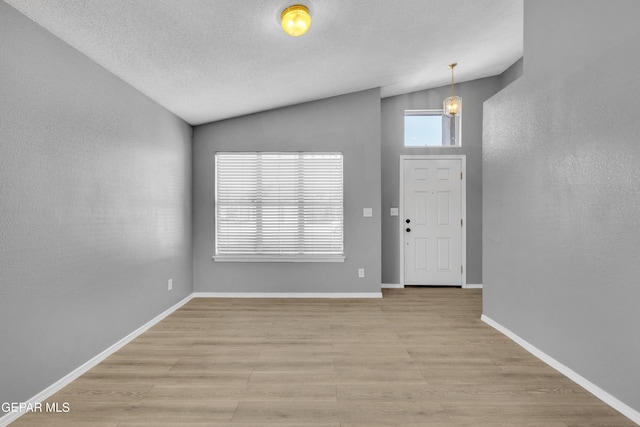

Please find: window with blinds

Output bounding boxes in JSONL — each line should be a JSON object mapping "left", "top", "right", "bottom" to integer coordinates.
{"left": 214, "top": 152, "right": 344, "bottom": 262}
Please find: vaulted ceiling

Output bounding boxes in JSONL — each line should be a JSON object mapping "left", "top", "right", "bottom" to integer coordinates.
{"left": 6, "top": 0, "right": 523, "bottom": 125}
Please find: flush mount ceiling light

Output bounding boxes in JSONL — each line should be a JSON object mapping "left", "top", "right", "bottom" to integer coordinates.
{"left": 281, "top": 4, "right": 311, "bottom": 37}
{"left": 443, "top": 63, "right": 462, "bottom": 117}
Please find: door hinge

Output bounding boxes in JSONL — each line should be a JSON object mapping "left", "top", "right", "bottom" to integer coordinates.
{"left": 461, "top": 218, "right": 463, "bottom": 226}
{"left": 460, "top": 172, "right": 463, "bottom": 180}
{"left": 461, "top": 265, "right": 463, "bottom": 274}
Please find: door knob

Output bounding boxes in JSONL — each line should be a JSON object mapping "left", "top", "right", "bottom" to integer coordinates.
{"left": 406, "top": 228, "right": 411, "bottom": 232}
{"left": 406, "top": 219, "right": 410, "bottom": 223}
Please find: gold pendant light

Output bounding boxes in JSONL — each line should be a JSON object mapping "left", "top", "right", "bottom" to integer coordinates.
{"left": 281, "top": 4, "right": 311, "bottom": 37}
{"left": 443, "top": 63, "right": 461, "bottom": 117}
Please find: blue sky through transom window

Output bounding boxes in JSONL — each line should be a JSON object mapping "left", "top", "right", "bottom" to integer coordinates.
{"left": 404, "top": 114, "right": 443, "bottom": 146}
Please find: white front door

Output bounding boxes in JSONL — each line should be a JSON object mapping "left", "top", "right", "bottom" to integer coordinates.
{"left": 403, "top": 158, "right": 464, "bottom": 286}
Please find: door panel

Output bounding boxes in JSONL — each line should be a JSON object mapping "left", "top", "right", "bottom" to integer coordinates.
{"left": 415, "top": 238, "right": 428, "bottom": 270}
{"left": 415, "top": 191, "right": 428, "bottom": 225}
{"left": 437, "top": 192, "right": 450, "bottom": 225}
{"left": 437, "top": 168, "right": 450, "bottom": 181}
{"left": 404, "top": 159, "right": 462, "bottom": 286}
{"left": 437, "top": 238, "right": 451, "bottom": 271}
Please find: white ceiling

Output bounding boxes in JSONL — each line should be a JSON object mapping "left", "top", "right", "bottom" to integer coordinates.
{"left": 6, "top": 0, "right": 523, "bottom": 126}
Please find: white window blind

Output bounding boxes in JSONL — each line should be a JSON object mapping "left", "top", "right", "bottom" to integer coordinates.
{"left": 215, "top": 152, "right": 344, "bottom": 262}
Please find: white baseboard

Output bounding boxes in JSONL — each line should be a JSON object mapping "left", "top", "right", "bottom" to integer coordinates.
{"left": 481, "top": 314, "right": 640, "bottom": 425}
{"left": 386, "top": 284, "right": 481, "bottom": 289}
{"left": 193, "top": 292, "right": 382, "bottom": 298}
{"left": 381, "top": 283, "right": 404, "bottom": 289}
{"left": 0, "top": 294, "right": 193, "bottom": 427}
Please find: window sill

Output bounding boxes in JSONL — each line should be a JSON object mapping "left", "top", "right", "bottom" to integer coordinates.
{"left": 213, "top": 256, "right": 346, "bottom": 263}
{"left": 405, "top": 145, "right": 462, "bottom": 148}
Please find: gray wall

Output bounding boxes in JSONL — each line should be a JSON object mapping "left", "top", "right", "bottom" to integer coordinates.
{"left": 484, "top": 0, "right": 640, "bottom": 413}
{"left": 0, "top": 3, "right": 192, "bottom": 407}
{"left": 499, "top": 57, "right": 524, "bottom": 89}
{"left": 193, "top": 89, "right": 382, "bottom": 293}
{"left": 381, "top": 77, "right": 504, "bottom": 285}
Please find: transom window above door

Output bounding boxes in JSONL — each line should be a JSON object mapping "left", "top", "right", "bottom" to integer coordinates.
{"left": 404, "top": 109, "right": 461, "bottom": 147}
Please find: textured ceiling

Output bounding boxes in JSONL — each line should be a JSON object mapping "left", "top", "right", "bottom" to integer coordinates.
{"left": 6, "top": 0, "right": 523, "bottom": 125}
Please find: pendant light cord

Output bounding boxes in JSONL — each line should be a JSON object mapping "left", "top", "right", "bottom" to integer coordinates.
{"left": 449, "top": 63, "right": 457, "bottom": 98}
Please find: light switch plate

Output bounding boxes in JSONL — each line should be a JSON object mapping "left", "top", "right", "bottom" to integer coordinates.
{"left": 390, "top": 207, "right": 399, "bottom": 216}
{"left": 363, "top": 208, "right": 373, "bottom": 217}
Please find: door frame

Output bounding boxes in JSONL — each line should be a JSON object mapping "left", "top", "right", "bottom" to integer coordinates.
{"left": 399, "top": 155, "right": 467, "bottom": 287}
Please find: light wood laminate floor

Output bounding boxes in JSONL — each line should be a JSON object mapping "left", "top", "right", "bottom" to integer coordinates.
{"left": 11, "top": 288, "right": 636, "bottom": 426}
